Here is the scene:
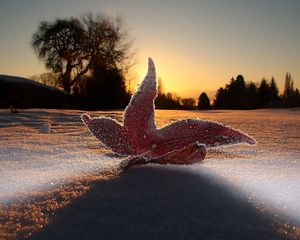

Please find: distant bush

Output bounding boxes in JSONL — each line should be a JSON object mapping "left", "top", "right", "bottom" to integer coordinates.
{"left": 155, "top": 93, "right": 182, "bottom": 109}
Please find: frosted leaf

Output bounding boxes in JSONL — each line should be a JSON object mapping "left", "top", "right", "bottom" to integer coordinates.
{"left": 150, "top": 142, "right": 207, "bottom": 165}
{"left": 123, "top": 58, "right": 157, "bottom": 153}
{"left": 120, "top": 142, "right": 206, "bottom": 169}
{"left": 81, "top": 58, "right": 256, "bottom": 169}
{"left": 81, "top": 114, "right": 134, "bottom": 155}
{"left": 149, "top": 118, "right": 256, "bottom": 157}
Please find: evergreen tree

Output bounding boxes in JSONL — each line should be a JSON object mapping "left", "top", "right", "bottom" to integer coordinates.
{"left": 258, "top": 79, "right": 270, "bottom": 108}
{"left": 269, "top": 77, "right": 280, "bottom": 107}
{"left": 214, "top": 75, "right": 246, "bottom": 109}
{"left": 214, "top": 87, "right": 227, "bottom": 109}
{"left": 197, "top": 92, "right": 210, "bottom": 110}
{"left": 245, "top": 82, "right": 259, "bottom": 109}
{"left": 213, "top": 72, "right": 297, "bottom": 109}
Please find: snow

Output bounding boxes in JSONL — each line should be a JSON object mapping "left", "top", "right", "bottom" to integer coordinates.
{"left": 0, "top": 74, "right": 68, "bottom": 94}
{"left": 0, "top": 108, "right": 299, "bottom": 238}
{"left": 198, "top": 152, "right": 300, "bottom": 225}
{"left": 38, "top": 122, "right": 51, "bottom": 134}
{"left": 0, "top": 109, "right": 122, "bottom": 203}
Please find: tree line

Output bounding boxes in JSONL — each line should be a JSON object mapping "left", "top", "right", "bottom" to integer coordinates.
{"left": 31, "top": 13, "right": 299, "bottom": 110}
{"left": 155, "top": 74, "right": 300, "bottom": 110}
{"left": 206, "top": 73, "right": 299, "bottom": 109}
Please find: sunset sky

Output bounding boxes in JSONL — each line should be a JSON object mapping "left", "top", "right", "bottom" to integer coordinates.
{"left": 0, "top": 0, "right": 299, "bottom": 99}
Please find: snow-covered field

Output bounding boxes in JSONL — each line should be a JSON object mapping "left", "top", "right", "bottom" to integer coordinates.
{"left": 0, "top": 108, "right": 299, "bottom": 239}
{"left": 0, "top": 109, "right": 119, "bottom": 202}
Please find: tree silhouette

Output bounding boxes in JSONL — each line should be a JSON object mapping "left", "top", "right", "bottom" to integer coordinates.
{"left": 214, "top": 87, "right": 227, "bottom": 109}
{"left": 295, "top": 89, "right": 300, "bottom": 107}
{"left": 32, "top": 14, "right": 134, "bottom": 93}
{"left": 269, "top": 77, "right": 280, "bottom": 107}
{"left": 227, "top": 75, "right": 246, "bottom": 109}
{"left": 283, "top": 73, "right": 294, "bottom": 107}
{"left": 31, "top": 72, "right": 61, "bottom": 89}
{"left": 31, "top": 18, "right": 84, "bottom": 92}
{"left": 157, "top": 77, "right": 164, "bottom": 95}
{"left": 79, "top": 62, "right": 130, "bottom": 109}
{"left": 155, "top": 78, "right": 182, "bottom": 109}
{"left": 197, "top": 92, "right": 210, "bottom": 110}
{"left": 258, "top": 78, "right": 270, "bottom": 108}
{"left": 213, "top": 75, "right": 283, "bottom": 109}
{"left": 282, "top": 73, "right": 300, "bottom": 107}
{"left": 214, "top": 75, "right": 246, "bottom": 109}
{"left": 245, "top": 82, "right": 259, "bottom": 109}
{"left": 181, "top": 98, "right": 196, "bottom": 110}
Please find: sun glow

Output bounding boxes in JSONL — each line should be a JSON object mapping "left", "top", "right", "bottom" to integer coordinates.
{"left": 133, "top": 54, "right": 220, "bottom": 100}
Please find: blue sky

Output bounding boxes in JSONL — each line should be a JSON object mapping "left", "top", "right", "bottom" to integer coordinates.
{"left": 0, "top": 0, "right": 299, "bottom": 98}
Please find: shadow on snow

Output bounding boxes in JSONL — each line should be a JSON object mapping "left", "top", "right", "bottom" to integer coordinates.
{"left": 30, "top": 166, "right": 287, "bottom": 240}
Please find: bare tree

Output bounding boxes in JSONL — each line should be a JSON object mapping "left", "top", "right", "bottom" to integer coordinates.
{"left": 31, "top": 72, "right": 61, "bottom": 88}
{"left": 181, "top": 98, "right": 196, "bottom": 109}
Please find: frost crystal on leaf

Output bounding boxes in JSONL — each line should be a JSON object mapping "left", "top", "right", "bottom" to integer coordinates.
{"left": 81, "top": 58, "right": 256, "bottom": 170}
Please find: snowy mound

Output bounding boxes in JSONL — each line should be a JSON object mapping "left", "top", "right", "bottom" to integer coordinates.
{"left": 39, "top": 122, "right": 51, "bottom": 134}
{"left": 0, "top": 74, "right": 67, "bottom": 94}
{"left": 0, "top": 74, "right": 72, "bottom": 108}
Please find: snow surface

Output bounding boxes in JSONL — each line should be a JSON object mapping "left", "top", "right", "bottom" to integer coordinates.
{"left": 38, "top": 122, "right": 51, "bottom": 134}
{"left": 0, "top": 108, "right": 299, "bottom": 228}
{"left": 0, "top": 74, "right": 68, "bottom": 94}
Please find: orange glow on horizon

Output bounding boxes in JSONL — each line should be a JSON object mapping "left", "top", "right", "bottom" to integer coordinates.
{"left": 133, "top": 55, "right": 223, "bottom": 100}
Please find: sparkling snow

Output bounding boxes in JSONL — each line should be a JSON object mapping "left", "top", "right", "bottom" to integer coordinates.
{"left": 0, "top": 108, "right": 299, "bottom": 228}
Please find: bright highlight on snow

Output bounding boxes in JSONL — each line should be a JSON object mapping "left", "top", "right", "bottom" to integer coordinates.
{"left": 0, "top": 107, "right": 299, "bottom": 238}
{"left": 82, "top": 58, "right": 256, "bottom": 169}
